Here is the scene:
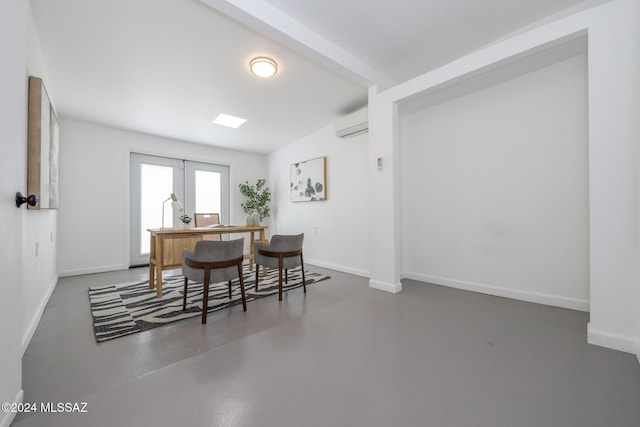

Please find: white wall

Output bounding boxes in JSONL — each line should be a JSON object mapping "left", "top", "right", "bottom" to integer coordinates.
{"left": 400, "top": 54, "right": 589, "bottom": 311}
{"left": 368, "top": 0, "right": 640, "bottom": 356}
{"left": 21, "top": 4, "right": 59, "bottom": 353}
{"left": 268, "top": 124, "right": 370, "bottom": 277}
{"left": 0, "top": 1, "right": 28, "bottom": 425}
{"left": 58, "top": 119, "right": 267, "bottom": 275}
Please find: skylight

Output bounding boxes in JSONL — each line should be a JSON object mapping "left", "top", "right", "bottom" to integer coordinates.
{"left": 213, "top": 113, "right": 247, "bottom": 129}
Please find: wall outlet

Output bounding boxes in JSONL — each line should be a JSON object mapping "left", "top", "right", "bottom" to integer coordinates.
{"left": 313, "top": 227, "right": 319, "bottom": 235}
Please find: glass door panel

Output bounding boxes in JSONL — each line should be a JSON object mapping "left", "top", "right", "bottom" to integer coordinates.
{"left": 140, "top": 163, "right": 174, "bottom": 252}
{"left": 130, "top": 153, "right": 184, "bottom": 266}
{"left": 185, "top": 161, "right": 229, "bottom": 225}
{"left": 195, "top": 170, "right": 221, "bottom": 213}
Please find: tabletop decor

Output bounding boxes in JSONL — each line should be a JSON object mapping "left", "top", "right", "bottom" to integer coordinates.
{"left": 179, "top": 214, "right": 192, "bottom": 228}
{"left": 239, "top": 179, "right": 271, "bottom": 224}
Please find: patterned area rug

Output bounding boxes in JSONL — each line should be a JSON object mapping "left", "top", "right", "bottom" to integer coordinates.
{"left": 89, "top": 265, "right": 329, "bottom": 343}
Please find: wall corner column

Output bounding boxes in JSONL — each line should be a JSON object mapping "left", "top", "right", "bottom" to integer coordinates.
{"left": 367, "top": 86, "right": 402, "bottom": 293}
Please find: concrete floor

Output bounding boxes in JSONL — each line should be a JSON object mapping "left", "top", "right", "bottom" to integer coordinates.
{"left": 14, "top": 267, "right": 640, "bottom": 427}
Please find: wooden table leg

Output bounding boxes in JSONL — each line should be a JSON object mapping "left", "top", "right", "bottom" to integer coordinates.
{"left": 249, "top": 231, "right": 255, "bottom": 271}
{"left": 149, "top": 234, "right": 155, "bottom": 289}
{"left": 155, "top": 236, "right": 163, "bottom": 298}
{"left": 149, "top": 262, "right": 155, "bottom": 290}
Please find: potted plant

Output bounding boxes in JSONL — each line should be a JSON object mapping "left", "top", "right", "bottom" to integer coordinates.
{"left": 179, "top": 214, "right": 192, "bottom": 228}
{"left": 239, "top": 179, "right": 271, "bottom": 225}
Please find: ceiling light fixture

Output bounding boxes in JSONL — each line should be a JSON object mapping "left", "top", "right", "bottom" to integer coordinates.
{"left": 213, "top": 113, "right": 247, "bottom": 128}
{"left": 250, "top": 57, "right": 277, "bottom": 78}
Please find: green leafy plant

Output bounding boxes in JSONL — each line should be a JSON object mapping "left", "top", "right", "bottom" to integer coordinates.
{"left": 179, "top": 214, "right": 192, "bottom": 224}
{"left": 239, "top": 179, "right": 271, "bottom": 221}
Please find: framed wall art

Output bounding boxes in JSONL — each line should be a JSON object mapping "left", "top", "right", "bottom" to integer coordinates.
{"left": 290, "top": 156, "right": 327, "bottom": 202}
{"left": 27, "top": 76, "right": 60, "bottom": 209}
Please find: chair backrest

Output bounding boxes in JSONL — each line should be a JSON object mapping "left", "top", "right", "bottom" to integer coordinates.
{"left": 269, "top": 233, "right": 304, "bottom": 252}
{"left": 194, "top": 213, "right": 220, "bottom": 227}
{"left": 183, "top": 238, "right": 244, "bottom": 285}
{"left": 191, "top": 238, "right": 244, "bottom": 261}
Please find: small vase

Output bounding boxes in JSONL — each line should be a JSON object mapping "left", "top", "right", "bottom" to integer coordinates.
{"left": 183, "top": 222, "right": 192, "bottom": 229}
{"left": 246, "top": 214, "right": 255, "bottom": 226}
{"left": 252, "top": 212, "right": 261, "bottom": 226}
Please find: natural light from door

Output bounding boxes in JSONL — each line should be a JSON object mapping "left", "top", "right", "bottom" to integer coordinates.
{"left": 140, "top": 163, "right": 174, "bottom": 253}
{"left": 195, "top": 170, "right": 221, "bottom": 214}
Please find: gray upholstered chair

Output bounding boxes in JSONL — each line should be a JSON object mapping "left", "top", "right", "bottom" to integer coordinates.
{"left": 182, "top": 238, "right": 246, "bottom": 324}
{"left": 254, "top": 233, "right": 305, "bottom": 301}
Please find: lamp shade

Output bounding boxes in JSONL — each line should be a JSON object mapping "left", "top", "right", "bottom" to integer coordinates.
{"left": 162, "top": 193, "right": 185, "bottom": 228}
{"left": 172, "top": 199, "right": 184, "bottom": 216}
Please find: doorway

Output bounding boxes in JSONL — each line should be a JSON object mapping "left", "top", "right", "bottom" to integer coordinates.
{"left": 129, "top": 153, "right": 229, "bottom": 266}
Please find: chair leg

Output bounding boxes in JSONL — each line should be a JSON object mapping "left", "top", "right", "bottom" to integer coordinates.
{"left": 183, "top": 276, "right": 188, "bottom": 310}
{"left": 301, "top": 253, "right": 306, "bottom": 294}
{"left": 278, "top": 257, "right": 283, "bottom": 301}
{"left": 228, "top": 280, "right": 232, "bottom": 299}
{"left": 202, "top": 268, "right": 210, "bottom": 324}
{"left": 255, "top": 264, "right": 259, "bottom": 291}
{"left": 237, "top": 263, "right": 247, "bottom": 311}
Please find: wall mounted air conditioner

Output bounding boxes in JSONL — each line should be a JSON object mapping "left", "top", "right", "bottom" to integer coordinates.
{"left": 335, "top": 107, "right": 368, "bottom": 139}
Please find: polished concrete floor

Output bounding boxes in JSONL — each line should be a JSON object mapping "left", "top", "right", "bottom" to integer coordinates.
{"left": 14, "top": 266, "right": 640, "bottom": 427}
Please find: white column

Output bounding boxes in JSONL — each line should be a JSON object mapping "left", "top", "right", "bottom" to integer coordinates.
{"left": 367, "top": 86, "right": 402, "bottom": 293}
{"left": 585, "top": 0, "right": 640, "bottom": 354}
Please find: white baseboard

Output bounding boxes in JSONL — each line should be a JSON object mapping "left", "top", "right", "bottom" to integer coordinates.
{"left": 0, "top": 389, "right": 23, "bottom": 427}
{"left": 58, "top": 264, "right": 127, "bottom": 277}
{"left": 587, "top": 323, "right": 639, "bottom": 355}
{"left": 369, "top": 279, "right": 403, "bottom": 293}
{"left": 404, "top": 272, "right": 590, "bottom": 312}
{"left": 304, "top": 258, "right": 370, "bottom": 278}
{"left": 22, "top": 275, "right": 58, "bottom": 355}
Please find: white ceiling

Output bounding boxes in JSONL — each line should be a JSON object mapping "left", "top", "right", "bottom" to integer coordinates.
{"left": 30, "top": 0, "right": 597, "bottom": 154}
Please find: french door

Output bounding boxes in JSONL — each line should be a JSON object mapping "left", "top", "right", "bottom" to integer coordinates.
{"left": 184, "top": 160, "right": 230, "bottom": 221}
{"left": 130, "top": 153, "right": 229, "bottom": 267}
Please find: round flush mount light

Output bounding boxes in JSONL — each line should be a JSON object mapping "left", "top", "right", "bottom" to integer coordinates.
{"left": 250, "top": 57, "right": 278, "bottom": 78}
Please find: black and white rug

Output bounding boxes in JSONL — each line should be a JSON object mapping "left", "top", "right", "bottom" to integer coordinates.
{"left": 89, "top": 265, "right": 329, "bottom": 343}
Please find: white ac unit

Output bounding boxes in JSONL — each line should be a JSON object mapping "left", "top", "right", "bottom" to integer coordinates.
{"left": 335, "top": 107, "right": 368, "bottom": 139}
